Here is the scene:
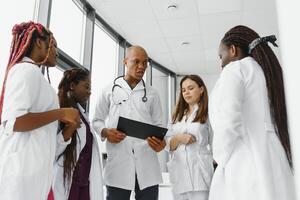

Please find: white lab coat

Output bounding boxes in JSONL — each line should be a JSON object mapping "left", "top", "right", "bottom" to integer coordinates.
{"left": 53, "top": 105, "right": 104, "bottom": 200}
{"left": 166, "top": 105, "right": 213, "bottom": 195}
{"left": 208, "top": 57, "right": 295, "bottom": 200}
{"left": 0, "top": 57, "right": 59, "bottom": 200}
{"left": 92, "top": 78, "right": 164, "bottom": 191}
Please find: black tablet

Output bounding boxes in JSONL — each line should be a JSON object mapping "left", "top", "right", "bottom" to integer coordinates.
{"left": 116, "top": 116, "right": 168, "bottom": 140}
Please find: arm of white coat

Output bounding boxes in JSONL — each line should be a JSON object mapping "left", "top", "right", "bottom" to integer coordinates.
{"left": 164, "top": 121, "right": 175, "bottom": 152}
{"left": 207, "top": 119, "right": 214, "bottom": 152}
{"left": 91, "top": 90, "right": 110, "bottom": 141}
{"left": 210, "top": 64, "right": 244, "bottom": 167}
{"left": 55, "top": 131, "right": 72, "bottom": 158}
{"left": 1, "top": 66, "right": 40, "bottom": 134}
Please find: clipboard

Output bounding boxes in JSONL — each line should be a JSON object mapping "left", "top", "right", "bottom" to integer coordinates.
{"left": 116, "top": 117, "right": 167, "bottom": 140}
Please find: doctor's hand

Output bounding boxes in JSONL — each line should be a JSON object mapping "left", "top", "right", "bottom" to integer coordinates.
{"left": 102, "top": 128, "right": 126, "bottom": 143}
{"left": 176, "top": 133, "right": 196, "bottom": 145}
{"left": 147, "top": 137, "right": 166, "bottom": 152}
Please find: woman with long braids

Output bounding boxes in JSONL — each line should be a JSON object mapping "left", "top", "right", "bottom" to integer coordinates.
{"left": 0, "top": 21, "right": 80, "bottom": 200}
{"left": 53, "top": 68, "right": 103, "bottom": 200}
{"left": 208, "top": 25, "right": 295, "bottom": 200}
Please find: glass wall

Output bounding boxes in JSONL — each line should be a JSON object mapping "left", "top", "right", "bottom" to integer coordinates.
{"left": 50, "top": 0, "right": 86, "bottom": 64}
{"left": 0, "top": 0, "right": 37, "bottom": 93}
{"left": 89, "top": 22, "right": 119, "bottom": 119}
{"left": 151, "top": 66, "right": 170, "bottom": 172}
{"left": 152, "top": 67, "right": 169, "bottom": 126}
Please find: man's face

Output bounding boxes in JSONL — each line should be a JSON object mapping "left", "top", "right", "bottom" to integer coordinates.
{"left": 124, "top": 48, "right": 148, "bottom": 81}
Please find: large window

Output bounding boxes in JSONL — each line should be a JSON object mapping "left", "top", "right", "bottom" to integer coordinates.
{"left": 0, "top": 0, "right": 37, "bottom": 93}
{"left": 50, "top": 0, "right": 86, "bottom": 64}
{"left": 152, "top": 67, "right": 169, "bottom": 126}
{"left": 89, "top": 22, "right": 118, "bottom": 126}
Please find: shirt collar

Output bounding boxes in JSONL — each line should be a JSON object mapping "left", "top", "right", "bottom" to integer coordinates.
{"left": 117, "top": 77, "right": 145, "bottom": 91}
{"left": 77, "top": 103, "right": 89, "bottom": 121}
{"left": 21, "top": 56, "right": 35, "bottom": 63}
{"left": 184, "top": 104, "right": 199, "bottom": 122}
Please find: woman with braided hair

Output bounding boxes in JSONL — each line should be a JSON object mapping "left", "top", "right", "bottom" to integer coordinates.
{"left": 0, "top": 21, "right": 80, "bottom": 200}
{"left": 53, "top": 68, "right": 103, "bottom": 200}
{"left": 208, "top": 25, "right": 296, "bottom": 200}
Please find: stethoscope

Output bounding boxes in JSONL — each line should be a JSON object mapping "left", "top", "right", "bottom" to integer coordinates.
{"left": 112, "top": 75, "right": 147, "bottom": 105}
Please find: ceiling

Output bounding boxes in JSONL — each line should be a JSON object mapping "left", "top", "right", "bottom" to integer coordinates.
{"left": 87, "top": 0, "right": 280, "bottom": 75}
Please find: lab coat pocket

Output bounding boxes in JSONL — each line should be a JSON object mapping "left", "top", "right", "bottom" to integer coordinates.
{"left": 224, "top": 137, "right": 255, "bottom": 188}
{"left": 106, "top": 142, "right": 120, "bottom": 157}
{"left": 0, "top": 146, "right": 27, "bottom": 189}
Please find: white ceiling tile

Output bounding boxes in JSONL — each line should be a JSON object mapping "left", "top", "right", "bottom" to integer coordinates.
{"left": 202, "top": 33, "right": 223, "bottom": 49}
{"left": 242, "top": 0, "right": 276, "bottom": 11}
{"left": 199, "top": 11, "right": 242, "bottom": 37}
{"left": 242, "top": 10, "right": 278, "bottom": 33}
{"left": 150, "top": 52, "right": 174, "bottom": 65}
{"left": 205, "top": 60, "right": 222, "bottom": 74}
{"left": 149, "top": 0, "right": 198, "bottom": 20}
{"left": 120, "top": 20, "right": 162, "bottom": 40}
{"left": 132, "top": 37, "right": 169, "bottom": 54}
{"left": 94, "top": 0, "right": 155, "bottom": 23}
{"left": 205, "top": 48, "right": 219, "bottom": 60}
{"left": 196, "top": 0, "right": 242, "bottom": 15}
{"left": 177, "top": 61, "right": 206, "bottom": 74}
{"left": 171, "top": 50, "right": 204, "bottom": 64}
{"left": 165, "top": 35, "right": 204, "bottom": 52}
{"left": 157, "top": 61, "right": 179, "bottom": 72}
{"left": 159, "top": 18, "right": 201, "bottom": 37}
{"left": 199, "top": 12, "right": 242, "bottom": 49}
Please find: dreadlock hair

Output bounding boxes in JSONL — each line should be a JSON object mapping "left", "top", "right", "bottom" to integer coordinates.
{"left": 0, "top": 21, "right": 53, "bottom": 122}
{"left": 172, "top": 75, "right": 208, "bottom": 124}
{"left": 57, "top": 67, "right": 90, "bottom": 186}
{"left": 221, "top": 25, "right": 292, "bottom": 167}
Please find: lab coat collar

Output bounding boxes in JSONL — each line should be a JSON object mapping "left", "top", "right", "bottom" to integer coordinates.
{"left": 21, "top": 56, "right": 35, "bottom": 63}
{"left": 21, "top": 57, "right": 43, "bottom": 72}
{"left": 117, "top": 77, "right": 145, "bottom": 91}
{"left": 77, "top": 103, "right": 89, "bottom": 122}
{"left": 184, "top": 104, "right": 199, "bottom": 122}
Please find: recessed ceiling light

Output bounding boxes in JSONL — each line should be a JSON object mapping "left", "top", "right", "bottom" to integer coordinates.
{"left": 167, "top": 4, "right": 177, "bottom": 11}
{"left": 181, "top": 41, "right": 190, "bottom": 46}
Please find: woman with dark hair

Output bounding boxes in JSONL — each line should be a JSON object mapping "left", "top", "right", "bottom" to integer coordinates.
{"left": 208, "top": 25, "right": 295, "bottom": 200}
{"left": 166, "top": 75, "right": 214, "bottom": 200}
{"left": 0, "top": 21, "right": 80, "bottom": 200}
{"left": 53, "top": 68, "right": 103, "bottom": 200}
